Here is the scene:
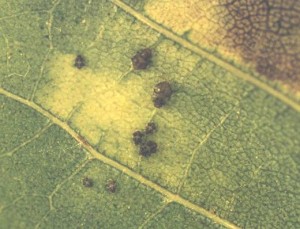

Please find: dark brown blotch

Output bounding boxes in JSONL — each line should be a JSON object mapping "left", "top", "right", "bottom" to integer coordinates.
{"left": 131, "top": 48, "right": 152, "bottom": 70}
{"left": 74, "top": 54, "right": 85, "bottom": 69}
{"left": 222, "top": 0, "right": 300, "bottom": 87}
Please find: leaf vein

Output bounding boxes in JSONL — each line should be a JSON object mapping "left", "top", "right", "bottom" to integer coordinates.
{"left": 29, "top": 0, "right": 61, "bottom": 101}
{"left": 48, "top": 158, "right": 91, "bottom": 210}
{"left": 176, "top": 112, "right": 231, "bottom": 194}
{"left": 0, "top": 121, "right": 52, "bottom": 158}
{"left": 138, "top": 200, "right": 172, "bottom": 229}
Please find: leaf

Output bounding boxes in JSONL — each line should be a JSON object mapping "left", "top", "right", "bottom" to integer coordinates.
{"left": 0, "top": 0, "right": 299, "bottom": 228}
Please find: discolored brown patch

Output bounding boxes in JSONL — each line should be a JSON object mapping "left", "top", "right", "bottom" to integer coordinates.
{"left": 220, "top": 0, "right": 300, "bottom": 88}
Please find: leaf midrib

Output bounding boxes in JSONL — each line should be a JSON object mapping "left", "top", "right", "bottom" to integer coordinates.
{"left": 111, "top": 0, "right": 300, "bottom": 113}
{"left": 0, "top": 87, "right": 240, "bottom": 229}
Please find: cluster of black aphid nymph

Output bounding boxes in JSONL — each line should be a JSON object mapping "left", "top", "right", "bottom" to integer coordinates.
{"left": 132, "top": 122, "right": 158, "bottom": 157}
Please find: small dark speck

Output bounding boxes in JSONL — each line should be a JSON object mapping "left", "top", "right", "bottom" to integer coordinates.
{"left": 74, "top": 54, "right": 85, "bottom": 69}
{"left": 82, "top": 177, "right": 93, "bottom": 187}
{"left": 106, "top": 179, "right": 117, "bottom": 193}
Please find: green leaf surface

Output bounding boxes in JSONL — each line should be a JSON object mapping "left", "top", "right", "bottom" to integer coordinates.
{"left": 0, "top": 0, "right": 299, "bottom": 228}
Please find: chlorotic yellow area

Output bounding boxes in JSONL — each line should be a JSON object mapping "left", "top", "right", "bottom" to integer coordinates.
{"left": 35, "top": 53, "right": 156, "bottom": 167}
{"left": 144, "top": 1, "right": 222, "bottom": 46}
{"left": 34, "top": 51, "right": 202, "bottom": 189}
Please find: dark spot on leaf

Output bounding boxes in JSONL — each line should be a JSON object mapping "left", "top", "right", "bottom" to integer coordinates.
{"left": 152, "top": 81, "right": 172, "bottom": 108}
{"left": 106, "top": 179, "right": 117, "bottom": 193}
{"left": 145, "top": 122, "right": 157, "bottom": 135}
{"left": 82, "top": 177, "right": 93, "bottom": 187}
{"left": 131, "top": 48, "right": 152, "bottom": 70}
{"left": 139, "top": 140, "right": 157, "bottom": 157}
{"left": 74, "top": 55, "right": 85, "bottom": 69}
{"left": 133, "top": 130, "right": 145, "bottom": 145}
